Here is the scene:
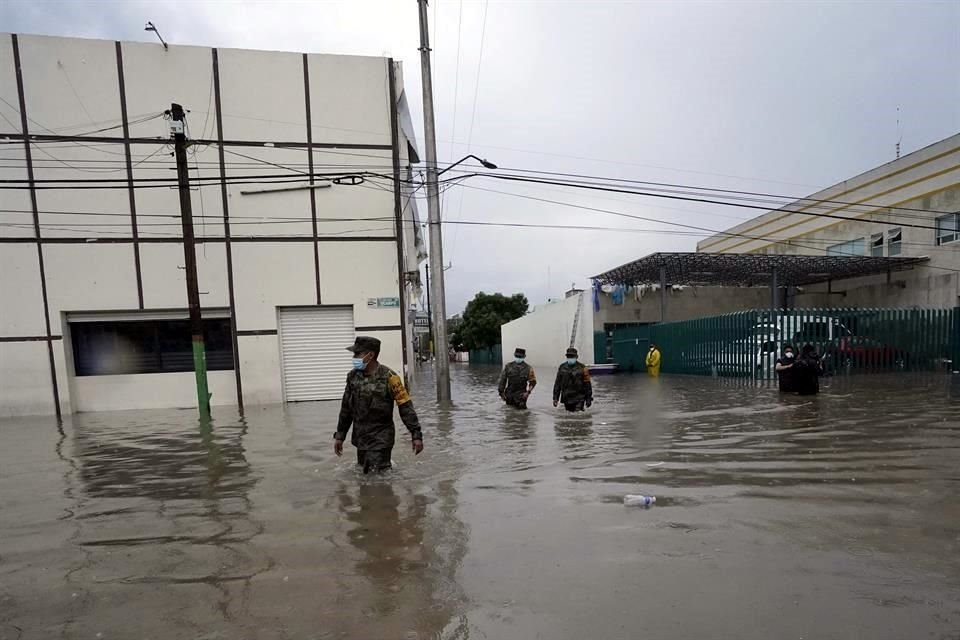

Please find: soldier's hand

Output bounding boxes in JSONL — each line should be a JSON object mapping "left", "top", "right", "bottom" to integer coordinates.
{"left": 553, "top": 400, "right": 558, "bottom": 408}
{"left": 413, "top": 439, "right": 424, "bottom": 455}
{"left": 334, "top": 439, "right": 344, "bottom": 457}
{"left": 585, "top": 398, "right": 593, "bottom": 408}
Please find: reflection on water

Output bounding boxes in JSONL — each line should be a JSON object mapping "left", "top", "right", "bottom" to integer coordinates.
{"left": 0, "top": 368, "right": 958, "bottom": 639}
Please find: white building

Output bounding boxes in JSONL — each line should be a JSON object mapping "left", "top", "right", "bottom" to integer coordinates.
{"left": 697, "top": 133, "right": 960, "bottom": 309}
{"left": 0, "top": 33, "right": 425, "bottom": 418}
{"left": 500, "top": 291, "right": 595, "bottom": 369}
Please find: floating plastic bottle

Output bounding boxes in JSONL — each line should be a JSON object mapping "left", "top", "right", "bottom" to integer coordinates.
{"left": 623, "top": 494, "right": 656, "bottom": 507}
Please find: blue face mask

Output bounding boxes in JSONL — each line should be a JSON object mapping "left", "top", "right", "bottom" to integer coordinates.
{"left": 566, "top": 358, "right": 578, "bottom": 366}
{"left": 514, "top": 357, "right": 525, "bottom": 364}
{"left": 352, "top": 356, "right": 367, "bottom": 370}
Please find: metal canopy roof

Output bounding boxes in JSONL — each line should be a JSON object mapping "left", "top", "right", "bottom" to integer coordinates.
{"left": 592, "top": 252, "right": 929, "bottom": 287}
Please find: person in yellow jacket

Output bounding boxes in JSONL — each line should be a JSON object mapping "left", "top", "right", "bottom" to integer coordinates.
{"left": 645, "top": 343, "right": 662, "bottom": 377}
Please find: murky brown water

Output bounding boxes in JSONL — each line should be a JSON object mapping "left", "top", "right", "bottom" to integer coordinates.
{"left": 2, "top": 367, "right": 959, "bottom": 639}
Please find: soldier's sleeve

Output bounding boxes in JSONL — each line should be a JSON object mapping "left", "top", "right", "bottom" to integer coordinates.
{"left": 335, "top": 375, "right": 353, "bottom": 440}
{"left": 528, "top": 366, "right": 537, "bottom": 390}
{"left": 582, "top": 366, "right": 593, "bottom": 400}
{"left": 552, "top": 367, "right": 562, "bottom": 403}
{"left": 497, "top": 367, "right": 508, "bottom": 395}
{"left": 387, "top": 373, "right": 423, "bottom": 440}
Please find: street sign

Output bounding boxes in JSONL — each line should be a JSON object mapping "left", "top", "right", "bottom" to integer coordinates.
{"left": 413, "top": 312, "right": 430, "bottom": 334}
{"left": 367, "top": 297, "right": 401, "bottom": 308}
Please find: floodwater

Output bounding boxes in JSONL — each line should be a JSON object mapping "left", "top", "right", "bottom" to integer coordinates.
{"left": 2, "top": 368, "right": 959, "bottom": 640}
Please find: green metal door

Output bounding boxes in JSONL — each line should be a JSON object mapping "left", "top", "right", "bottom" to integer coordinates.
{"left": 609, "top": 324, "right": 651, "bottom": 373}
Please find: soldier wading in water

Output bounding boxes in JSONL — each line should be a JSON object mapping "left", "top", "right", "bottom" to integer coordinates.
{"left": 334, "top": 336, "right": 423, "bottom": 473}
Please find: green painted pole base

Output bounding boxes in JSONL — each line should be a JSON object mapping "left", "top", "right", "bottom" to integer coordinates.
{"left": 193, "top": 338, "right": 211, "bottom": 419}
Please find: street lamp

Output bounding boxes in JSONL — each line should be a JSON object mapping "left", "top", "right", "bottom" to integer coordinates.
{"left": 422, "top": 154, "right": 496, "bottom": 404}
{"left": 437, "top": 154, "right": 498, "bottom": 176}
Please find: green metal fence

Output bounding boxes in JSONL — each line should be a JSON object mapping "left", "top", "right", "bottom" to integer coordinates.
{"left": 469, "top": 344, "right": 503, "bottom": 366}
{"left": 649, "top": 307, "right": 959, "bottom": 380}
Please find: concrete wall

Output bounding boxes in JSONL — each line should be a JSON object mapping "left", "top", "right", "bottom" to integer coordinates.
{"left": 594, "top": 286, "right": 771, "bottom": 327}
{"left": 0, "top": 33, "right": 422, "bottom": 417}
{"left": 501, "top": 293, "right": 595, "bottom": 368}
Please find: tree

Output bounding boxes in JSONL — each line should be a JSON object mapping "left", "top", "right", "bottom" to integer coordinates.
{"left": 454, "top": 292, "right": 529, "bottom": 351}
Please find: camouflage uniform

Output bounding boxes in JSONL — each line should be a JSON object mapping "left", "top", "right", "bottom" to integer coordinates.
{"left": 553, "top": 362, "right": 593, "bottom": 412}
{"left": 335, "top": 364, "right": 422, "bottom": 473}
{"left": 498, "top": 361, "right": 537, "bottom": 409}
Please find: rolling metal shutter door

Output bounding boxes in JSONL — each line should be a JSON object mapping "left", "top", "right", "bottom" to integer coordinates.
{"left": 279, "top": 307, "right": 355, "bottom": 402}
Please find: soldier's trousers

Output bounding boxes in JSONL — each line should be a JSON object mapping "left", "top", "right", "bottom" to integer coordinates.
{"left": 504, "top": 395, "right": 528, "bottom": 410}
{"left": 357, "top": 448, "right": 392, "bottom": 474}
{"left": 563, "top": 401, "right": 585, "bottom": 412}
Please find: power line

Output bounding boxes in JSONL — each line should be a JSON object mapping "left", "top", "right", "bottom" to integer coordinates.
{"left": 5, "top": 139, "right": 954, "bottom": 233}
{"left": 2, "top": 214, "right": 956, "bottom": 253}
{"left": 449, "top": 0, "right": 490, "bottom": 261}
{"left": 437, "top": 163, "right": 948, "bottom": 218}
{"left": 440, "top": 0, "right": 465, "bottom": 231}
{"left": 449, "top": 173, "right": 954, "bottom": 232}
{"left": 3, "top": 164, "right": 951, "bottom": 237}
{"left": 450, "top": 181, "right": 960, "bottom": 259}
{"left": 7, "top": 133, "right": 949, "bottom": 221}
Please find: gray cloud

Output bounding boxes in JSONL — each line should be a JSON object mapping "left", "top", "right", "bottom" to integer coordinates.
{"left": 3, "top": 0, "right": 958, "bottom": 313}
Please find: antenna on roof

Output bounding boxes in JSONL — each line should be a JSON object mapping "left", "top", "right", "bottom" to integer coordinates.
{"left": 895, "top": 106, "right": 902, "bottom": 160}
{"left": 145, "top": 22, "right": 168, "bottom": 51}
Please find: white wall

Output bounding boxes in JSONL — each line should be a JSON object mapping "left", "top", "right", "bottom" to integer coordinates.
{"left": 501, "top": 293, "right": 595, "bottom": 369}
{"left": 70, "top": 371, "right": 237, "bottom": 413}
{"left": 0, "top": 33, "right": 421, "bottom": 416}
{"left": 0, "top": 343, "right": 54, "bottom": 418}
{"left": 0, "top": 245, "right": 46, "bottom": 335}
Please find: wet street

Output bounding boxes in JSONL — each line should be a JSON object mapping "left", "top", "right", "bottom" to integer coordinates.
{"left": 1, "top": 367, "right": 959, "bottom": 640}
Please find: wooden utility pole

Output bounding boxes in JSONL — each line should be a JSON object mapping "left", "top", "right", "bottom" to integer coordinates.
{"left": 170, "top": 103, "right": 210, "bottom": 419}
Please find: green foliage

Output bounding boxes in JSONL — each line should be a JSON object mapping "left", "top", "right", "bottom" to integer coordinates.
{"left": 453, "top": 292, "right": 529, "bottom": 351}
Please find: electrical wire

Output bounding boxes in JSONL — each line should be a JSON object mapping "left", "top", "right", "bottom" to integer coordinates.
{"left": 3, "top": 131, "right": 956, "bottom": 236}
{"left": 6, "top": 131, "right": 947, "bottom": 222}
{"left": 449, "top": 0, "right": 490, "bottom": 261}
{"left": 445, "top": 173, "right": 955, "bottom": 232}
{"left": 440, "top": 0, "right": 465, "bottom": 231}
{"left": 437, "top": 163, "right": 947, "bottom": 218}
{"left": 448, "top": 181, "right": 960, "bottom": 261}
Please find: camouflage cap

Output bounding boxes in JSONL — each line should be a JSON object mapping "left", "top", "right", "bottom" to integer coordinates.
{"left": 347, "top": 336, "right": 381, "bottom": 355}
{"left": 514, "top": 347, "right": 526, "bottom": 357}
{"left": 565, "top": 347, "right": 578, "bottom": 358}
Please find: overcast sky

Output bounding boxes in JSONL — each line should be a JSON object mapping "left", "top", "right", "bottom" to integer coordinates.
{"left": 3, "top": 0, "right": 959, "bottom": 314}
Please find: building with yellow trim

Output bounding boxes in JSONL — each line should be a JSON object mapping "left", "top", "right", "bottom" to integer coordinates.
{"left": 697, "top": 133, "right": 960, "bottom": 308}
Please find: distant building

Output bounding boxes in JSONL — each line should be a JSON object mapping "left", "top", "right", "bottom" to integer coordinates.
{"left": 0, "top": 33, "right": 425, "bottom": 417}
{"left": 500, "top": 292, "right": 594, "bottom": 368}
{"left": 574, "top": 134, "right": 960, "bottom": 369}
{"left": 698, "top": 133, "right": 960, "bottom": 308}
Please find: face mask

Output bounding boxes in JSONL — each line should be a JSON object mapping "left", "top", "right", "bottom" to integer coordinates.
{"left": 514, "top": 357, "right": 525, "bottom": 364}
{"left": 785, "top": 352, "right": 795, "bottom": 359}
{"left": 566, "top": 358, "right": 578, "bottom": 366}
{"left": 352, "top": 355, "right": 368, "bottom": 370}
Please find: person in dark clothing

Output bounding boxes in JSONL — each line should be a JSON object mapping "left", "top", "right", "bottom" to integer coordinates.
{"left": 552, "top": 347, "right": 593, "bottom": 412}
{"left": 334, "top": 336, "right": 423, "bottom": 473}
{"left": 775, "top": 344, "right": 798, "bottom": 393}
{"left": 795, "top": 344, "right": 822, "bottom": 396}
{"left": 498, "top": 347, "right": 537, "bottom": 409}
